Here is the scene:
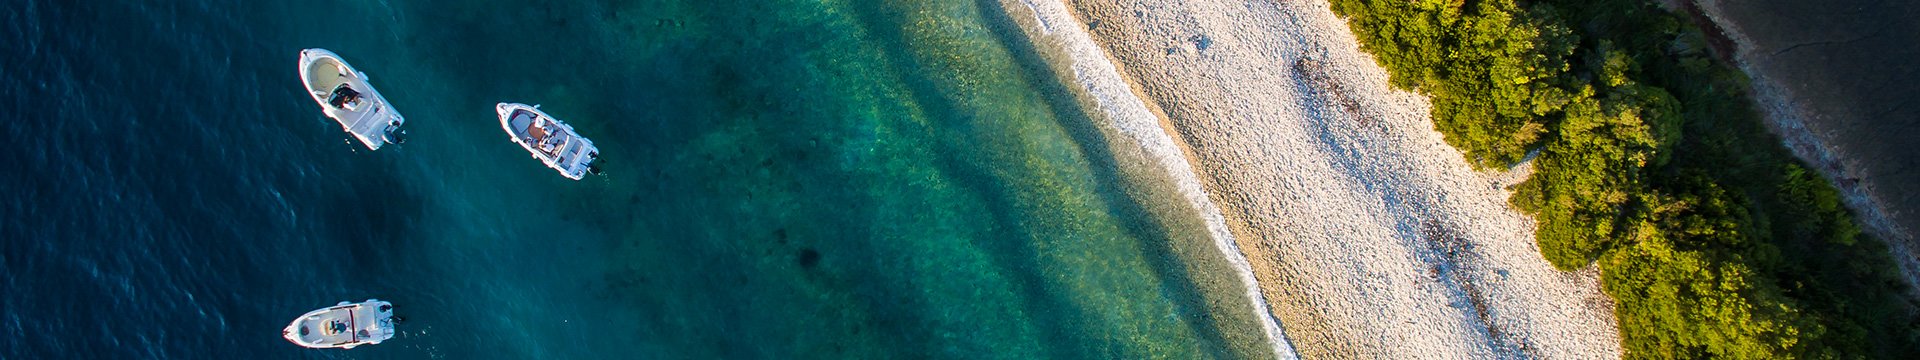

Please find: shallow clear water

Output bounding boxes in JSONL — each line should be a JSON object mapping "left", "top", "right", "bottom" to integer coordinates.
{"left": 1, "top": 0, "right": 1270, "bottom": 358}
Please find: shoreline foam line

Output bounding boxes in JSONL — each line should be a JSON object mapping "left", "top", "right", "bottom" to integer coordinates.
{"left": 1001, "top": 0, "right": 1300, "bottom": 357}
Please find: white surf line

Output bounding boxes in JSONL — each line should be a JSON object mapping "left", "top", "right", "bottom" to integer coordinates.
{"left": 1004, "top": 0, "right": 1299, "bottom": 357}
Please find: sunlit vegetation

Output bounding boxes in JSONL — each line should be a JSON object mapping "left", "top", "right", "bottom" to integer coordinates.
{"left": 1328, "top": 0, "right": 1919, "bottom": 357}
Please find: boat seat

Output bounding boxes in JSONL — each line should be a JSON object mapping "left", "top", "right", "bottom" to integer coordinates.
{"left": 329, "top": 84, "right": 363, "bottom": 109}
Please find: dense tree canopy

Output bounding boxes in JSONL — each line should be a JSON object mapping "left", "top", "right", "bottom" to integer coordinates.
{"left": 1327, "top": 0, "right": 1920, "bottom": 357}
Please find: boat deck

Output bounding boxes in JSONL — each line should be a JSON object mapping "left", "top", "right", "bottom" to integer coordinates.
{"left": 500, "top": 104, "right": 599, "bottom": 179}
{"left": 303, "top": 54, "right": 401, "bottom": 149}
{"left": 285, "top": 302, "right": 392, "bottom": 348}
{"left": 508, "top": 110, "right": 559, "bottom": 156}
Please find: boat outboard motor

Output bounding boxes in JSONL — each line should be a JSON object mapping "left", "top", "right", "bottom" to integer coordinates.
{"left": 383, "top": 122, "right": 405, "bottom": 144}
{"left": 586, "top": 152, "right": 603, "bottom": 175}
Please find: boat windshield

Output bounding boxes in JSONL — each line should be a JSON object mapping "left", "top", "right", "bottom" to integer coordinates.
{"left": 328, "top": 84, "right": 361, "bottom": 108}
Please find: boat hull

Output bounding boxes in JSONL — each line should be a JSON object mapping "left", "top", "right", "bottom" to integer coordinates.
{"left": 299, "top": 49, "right": 405, "bottom": 150}
{"left": 497, "top": 103, "right": 599, "bottom": 180}
{"left": 282, "top": 299, "right": 395, "bottom": 349}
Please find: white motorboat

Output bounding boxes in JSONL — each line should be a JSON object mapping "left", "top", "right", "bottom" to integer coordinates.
{"left": 299, "top": 48, "right": 405, "bottom": 150}
{"left": 497, "top": 103, "right": 600, "bottom": 180}
{"left": 281, "top": 299, "right": 396, "bottom": 349}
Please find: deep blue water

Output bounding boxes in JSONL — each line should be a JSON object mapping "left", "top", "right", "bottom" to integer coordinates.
{"left": 1, "top": 0, "right": 1271, "bottom": 358}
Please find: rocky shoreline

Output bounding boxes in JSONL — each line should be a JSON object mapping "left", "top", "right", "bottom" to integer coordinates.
{"left": 1689, "top": 0, "right": 1920, "bottom": 294}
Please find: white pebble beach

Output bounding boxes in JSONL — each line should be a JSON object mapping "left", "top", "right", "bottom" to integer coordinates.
{"left": 997, "top": 0, "right": 1626, "bottom": 358}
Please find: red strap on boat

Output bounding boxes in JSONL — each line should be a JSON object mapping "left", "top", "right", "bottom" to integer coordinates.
{"left": 349, "top": 308, "right": 358, "bottom": 342}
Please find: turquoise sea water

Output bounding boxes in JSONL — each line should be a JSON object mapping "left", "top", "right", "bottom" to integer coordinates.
{"left": 2, "top": 0, "right": 1271, "bottom": 358}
